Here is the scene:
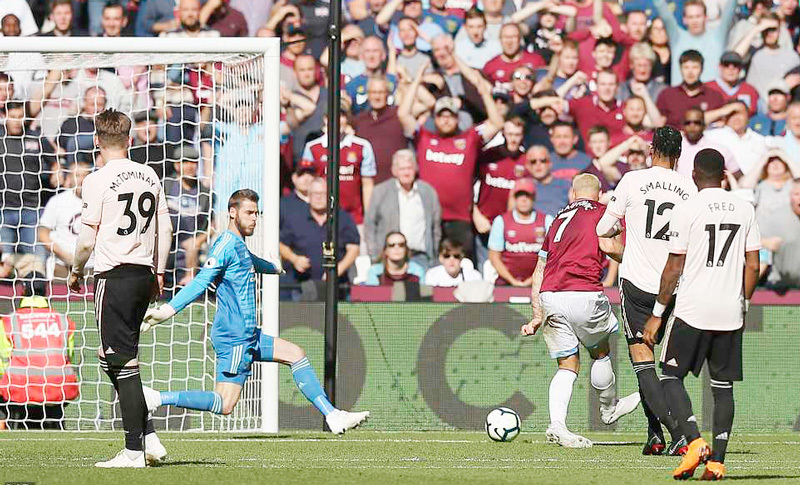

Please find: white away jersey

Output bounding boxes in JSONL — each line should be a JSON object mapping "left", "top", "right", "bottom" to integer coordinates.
{"left": 80, "top": 158, "right": 168, "bottom": 273}
{"left": 605, "top": 166, "right": 697, "bottom": 293}
{"left": 40, "top": 189, "right": 90, "bottom": 267}
{"left": 669, "top": 188, "right": 761, "bottom": 331}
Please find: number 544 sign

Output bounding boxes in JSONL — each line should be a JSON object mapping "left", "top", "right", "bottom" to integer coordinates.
{"left": 19, "top": 321, "right": 63, "bottom": 340}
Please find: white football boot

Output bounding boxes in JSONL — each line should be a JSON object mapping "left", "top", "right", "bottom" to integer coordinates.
{"left": 325, "top": 409, "right": 370, "bottom": 435}
{"left": 545, "top": 424, "right": 593, "bottom": 448}
{"left": 95, "top": 449, "right": 146, "bottom": 468}
{"left": 600, "top": 392, "right": 641, "bottom": 425}
{"left": 142, "top": 385, "right": 162, "bottom": 413}
{"left": 145, "top": 428, "right": 168, "bottom": 465}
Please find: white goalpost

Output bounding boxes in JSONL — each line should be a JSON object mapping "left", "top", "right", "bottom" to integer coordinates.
{"left": 0, "top": 37, "right": 281, "bottom": 432}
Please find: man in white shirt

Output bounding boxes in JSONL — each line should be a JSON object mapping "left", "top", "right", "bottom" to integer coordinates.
{"left": 68, "top": 109, "right": 172, "bottom": 468}
{"left": 704, "top": 100, "right": 768, "bottom": 175}
{"left": 424, "top": 238, "right": 483, "bottom": 286}
{"left": 677, "top": 107, "right": 742, "bottom": 179}
{"left": 454, "top": 8, "right": 502, "bottom": 70}
{"left": 596, "top": 126, "right": 696, "bottom": 456}
{"left": 643, "top": 148, "right": 761, "bottom": 481}
{"left": 38, "top": 160, "right": 92, "bottom": 278}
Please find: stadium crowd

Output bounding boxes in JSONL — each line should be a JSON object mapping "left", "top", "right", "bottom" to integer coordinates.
{"left": 1, "top": 0, "right": 800, "bottom": 300}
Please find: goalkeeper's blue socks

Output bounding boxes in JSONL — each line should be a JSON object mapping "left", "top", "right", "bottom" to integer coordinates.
{"left": 160, "top": 390, "right": 224, "bottom": 414}
{"left": 291, "top": 357, "right": 335, "bottom": 416}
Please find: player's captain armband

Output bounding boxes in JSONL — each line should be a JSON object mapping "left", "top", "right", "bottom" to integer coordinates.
{"left": 652, "top": 301, "right": 666, "bottom": 318}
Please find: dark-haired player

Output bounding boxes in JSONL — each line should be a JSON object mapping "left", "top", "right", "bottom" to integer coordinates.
{"left": 643, "top": 149, "right": 761, "bottom": 480}
{"left": 140, "top": 190, "right": 370, "bottom": 435}
{"left": 596, "top": 126, "right": 696, "bottom": 455}
{"left": 522, "top": 174, "right": 640, "bottom": 448}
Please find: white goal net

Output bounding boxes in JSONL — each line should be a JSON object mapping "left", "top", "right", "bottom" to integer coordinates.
{"left": 0, "top": 38, "right": 280, "bottom": 432}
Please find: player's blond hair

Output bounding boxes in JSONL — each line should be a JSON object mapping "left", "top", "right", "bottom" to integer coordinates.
{"left": 572, "top": 173, "right": 601, "bottom": 199}
{"left": 95, "top": 109, "right": 131, "bottom": 150}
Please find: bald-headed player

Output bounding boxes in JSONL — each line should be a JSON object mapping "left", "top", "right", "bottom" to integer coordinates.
{"left": 596, "top": 126, "right": 696, "bottom": 456}
{"left": 522, "top": 174, "right": 641, "bottom": 448}
{"left": 69, "top": 109, "right": 173, "bottom": 467}
{"left": 644, "top": 149, "right": 761, "bottom": 480}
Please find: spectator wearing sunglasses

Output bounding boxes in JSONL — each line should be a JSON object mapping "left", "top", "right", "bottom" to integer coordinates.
{"left": 519, "top": 145, "right": 571, "bottom": 217}
{"left": 364, "top": 231, "right": 426, "bottom": 285}
{"left": 676, "top": 107, "right": 742, "bottom": 178}
{"left": 488, "top": 178, "right": 553, "bottom": 287}
{"left": 424, "top": 239, "right": 483, "bottom": 287}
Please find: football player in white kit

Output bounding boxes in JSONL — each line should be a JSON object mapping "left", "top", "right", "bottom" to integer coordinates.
{"left": 643, "top": 149, "right": 761, "bottom": 480}
{"left": 596, "top": 126, "right": 696, "bottom": 456}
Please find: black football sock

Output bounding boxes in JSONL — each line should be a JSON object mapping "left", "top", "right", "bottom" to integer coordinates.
{"left": 115, "top": 365, "right": 147, "bottom": 452}
{"left": 634, "top": 361, "right": 682, "bottom": 441}
{"left": 710, "top": 380, "right": 734, "bottom": 463}
{"left": 662, "top": 375, "right": 701, "bottom": 443}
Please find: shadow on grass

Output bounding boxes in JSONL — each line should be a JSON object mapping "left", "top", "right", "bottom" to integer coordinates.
{"left": 727, "top": 475, "right": 800, "bottom": 480}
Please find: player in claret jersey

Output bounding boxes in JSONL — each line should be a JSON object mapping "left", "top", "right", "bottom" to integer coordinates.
{"left": 644, "top": 149, "right": 761, "bottom": 481}
{"left": 522, "top": 174, "right": 640, "bottom": 448}
{"left": 596, "top": 126, "right": 696, "bottom": 456}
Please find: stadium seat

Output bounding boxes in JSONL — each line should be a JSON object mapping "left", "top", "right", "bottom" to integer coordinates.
{"left": 483, "top": 260, "right": 498, "bottom": 284}
{"left": 353, "top": 255, "right": 372, "bottom": 285}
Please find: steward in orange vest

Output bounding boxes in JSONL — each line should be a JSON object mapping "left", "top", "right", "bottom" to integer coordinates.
{"left": 0, "top": 295, "right": 78, "bottom": 429}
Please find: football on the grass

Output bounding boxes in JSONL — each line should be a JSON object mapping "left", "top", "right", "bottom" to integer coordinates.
{"left": 485, "top": 407, "right": 521, "bottom": 442}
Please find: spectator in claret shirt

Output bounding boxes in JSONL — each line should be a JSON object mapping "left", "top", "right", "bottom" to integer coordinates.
{"left": 548, "top": 121, "right": 591, "bottom": 181}
{"left": 301, "top": 105, "right": 376, "bottom": 234}
{"left": 398, "top": 60, "right": 504, "bottom": 259}
{"left": 484, "top": 23, "right": 545, "bottom": 89}
{"left": 564, "top": 69, "right": 627, "bottom": 153}
{"left": 488, "top": 178, "right": 553, "bottom": 287}
{"left": 351, "top": 77, "right": 408, "bottom": 183}
{"left": 473, "top": 118, "right": 526, "bottom": 268}
{"left": 655, "top": 50, "right": 727, "bottom": 127}
{"left": 705, "top": 51, "right": 760, "bottom": 116}
{"left": 200, "top": 0, "right": 249, "bottom": 37}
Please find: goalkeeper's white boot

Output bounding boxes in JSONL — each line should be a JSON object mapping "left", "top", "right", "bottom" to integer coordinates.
{"left": 142, "top": 385, "right": 162, "bottom": 412}
{"left": 545, "top": 424, "right": 593, "bottom": 448}
{"left": 145, "top": 429, "right": 168, "bottom": 465}
{"left": 95, "top": 449, "right": 146, "bottom": 468}
{"left": 325, "top": 409, "right": 370, "bottom": 435}
{"left": 600, "top": 392, "right": 641, "bottom": 425}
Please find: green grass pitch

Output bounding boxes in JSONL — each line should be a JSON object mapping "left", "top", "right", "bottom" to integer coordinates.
{"left": 2, "top": 431, "right": 800, "bottom": 484}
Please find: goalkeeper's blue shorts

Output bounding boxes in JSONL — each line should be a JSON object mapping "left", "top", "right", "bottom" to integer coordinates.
{"left": 214, "top": 333, "right": 275, "bottom": 386}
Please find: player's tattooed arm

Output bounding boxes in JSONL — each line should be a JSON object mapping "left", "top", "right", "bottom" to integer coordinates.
{"left": 521, "top": 256, "right": 547, "bottom": 336}
{"left": 598, "top": 235, "right": 624, "bottom": 263}
{"left": 643, "top": 252, "right": 685, "bottom": 346}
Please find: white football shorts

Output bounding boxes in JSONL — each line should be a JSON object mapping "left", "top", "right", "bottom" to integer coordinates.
{"left": 540, "top": 291, "right": 619, "bottom": 359}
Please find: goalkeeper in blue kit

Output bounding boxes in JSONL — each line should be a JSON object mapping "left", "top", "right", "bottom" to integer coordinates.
{"left": 140, "top": 189, "right": 370, "bottom": 435}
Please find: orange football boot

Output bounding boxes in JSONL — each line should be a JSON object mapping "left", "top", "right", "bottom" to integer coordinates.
{"left": 672, "top": 437, "right": 710, "bottom": 480}
{"left": 700, "top": 461, "right": 726, "bottom": 481}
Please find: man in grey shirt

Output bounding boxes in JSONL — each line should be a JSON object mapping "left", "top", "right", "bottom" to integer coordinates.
{"left": 364, "top": 149, "right": 441, "bottom": 270}
{"left": 762, "top": 179, "right": 800, "bottom": 290}
{"left": 396, "top": 17, "right": 432, "bottom": 78}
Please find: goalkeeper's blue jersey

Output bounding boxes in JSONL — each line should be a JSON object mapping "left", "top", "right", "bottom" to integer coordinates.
{"left": 168, "top": 230, "right": 279, "bottom": 346}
